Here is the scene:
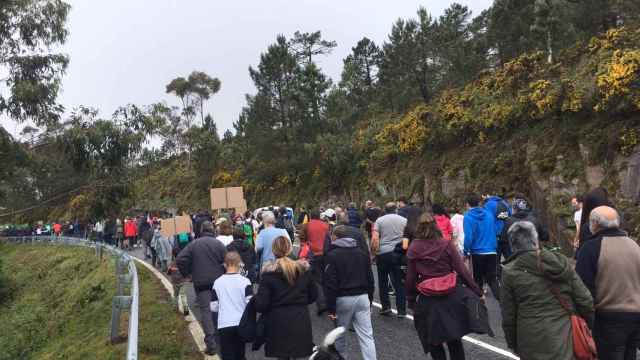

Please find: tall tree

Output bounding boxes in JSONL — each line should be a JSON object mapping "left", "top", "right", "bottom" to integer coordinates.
{"left": 0, "top": 0, "right": 71, "bottom": 126}
{"left": 290, "top": 31, "right": 337, "bottom": 65}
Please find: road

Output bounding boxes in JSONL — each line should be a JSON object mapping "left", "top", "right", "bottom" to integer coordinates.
{"left": 129, "top": 247, "right": 517, "bottom": 360}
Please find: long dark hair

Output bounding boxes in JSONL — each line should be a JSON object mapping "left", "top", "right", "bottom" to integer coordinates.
{"left": 414, "top": 213, "right": 443, "bottom": 240}
{"left": 578, "top": 187, "right": 614, "bottom": 243}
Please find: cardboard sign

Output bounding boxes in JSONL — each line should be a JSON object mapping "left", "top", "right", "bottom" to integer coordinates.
{"left": 210, "top": 187, "right": 245, "bottom": 210}
{"left": 160, "top": 215, "right": 192, "bottom": 237}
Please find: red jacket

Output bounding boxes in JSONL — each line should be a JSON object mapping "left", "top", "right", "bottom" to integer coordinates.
{"left": 124, "top": 220, "right": 137, "bottom": 237}
{"left": 306, "top": 219, "right": 329, "bottom": 256}
{"left": 435, "top": 214, "right": 453, "bottom": 241}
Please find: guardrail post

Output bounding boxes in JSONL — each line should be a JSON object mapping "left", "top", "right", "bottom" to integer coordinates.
{"left": 110, "top": 295, "right": 132, "bottom": 343}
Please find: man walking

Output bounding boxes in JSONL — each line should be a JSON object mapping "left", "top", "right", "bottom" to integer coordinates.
{"left": 256, "top": 211, "right": 290, "bottom": 268}
{"left": 325, "top": 225, "right": 377, "bottom": 360}
{"left": 177, "top": 221, "right": 227, "bottom": 356}
{"left": 371, "top": 202, "right": 407, "bottom": 317}
{"left": 464, "top": 193, "right": 500, "bottom": 300}
{"left": 364, "top": 201, "right": 381, "bottom": 241}
{"left": 576, "top": 206, "right": 640, "bottom": 360}
{"left": 305, "top": 209, "right": 331, "bottom": 314}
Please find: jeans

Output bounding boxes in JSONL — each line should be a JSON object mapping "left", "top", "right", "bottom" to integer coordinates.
{"left": 594, "top": 312, "right": 640, "bottom": 360}
{"left": 376, "top": 252, "right": 406, "bottom": 314}
{"left": 218, "top": 326, "right": 246, "bottom": 360}
{"left": 335, "top": 294, "right": 377, "bottom": 360}
{"left": 471, "top": 254, "right": 500, "bottom": 301}
{"left": 195, "top": 289, "right": 218, "bottom": 351}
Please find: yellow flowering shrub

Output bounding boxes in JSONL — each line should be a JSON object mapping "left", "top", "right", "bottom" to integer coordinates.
{"left": 596, "top": 49, "right": 640, "bottom": 111}
{"left": 374, "top": 105, "right": 428, "bottom": 158}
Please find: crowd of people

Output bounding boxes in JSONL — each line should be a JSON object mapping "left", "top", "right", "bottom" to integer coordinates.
{"left": 10, "top": 187, "right": 638, "bottom": 360}
{"left": 147, "top": 186, "right": 640, "bottom": 360}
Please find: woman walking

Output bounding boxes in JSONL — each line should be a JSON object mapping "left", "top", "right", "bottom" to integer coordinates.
{"left": 406, "top": 213, "right": 484, "bottom": 360}
{"left": 254, "top": 236, "right": 318, "bottom": 360}
{"left": 501, "top": 221, "right": 594, "bottom": 360}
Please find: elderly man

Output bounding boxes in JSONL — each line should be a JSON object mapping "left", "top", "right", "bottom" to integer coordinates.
{"left": 501, "top": 221, "right": 593, "bottom": 359}
{"left": 176, "top": 221, "right": 227, "bottom": 356}
{"left": 256, "top": 211, "right": 290, "bottom": 267}
{"left": 576, "top": 206, "right": 640, "bottom": 360}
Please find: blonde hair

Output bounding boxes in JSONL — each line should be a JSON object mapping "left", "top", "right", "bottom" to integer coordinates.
{"left": 272, "top": 236, "right": 303, "bottom": 285}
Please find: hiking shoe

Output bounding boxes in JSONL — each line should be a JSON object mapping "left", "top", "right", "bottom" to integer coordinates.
{"left": 204, "top": 347, "right": 217, "bottom": 356}
{"left": 379, "top": 308, "right": 393, "bottom": 316}
{"left": 396, "top": 312, "right": 407, "bottom": 319}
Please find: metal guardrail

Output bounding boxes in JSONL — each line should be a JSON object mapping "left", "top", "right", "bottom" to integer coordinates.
{"left": 1, "top": 235, "right": 139, "bottom": 360}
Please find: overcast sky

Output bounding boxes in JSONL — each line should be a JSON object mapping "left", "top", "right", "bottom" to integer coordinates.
{"left": 2, "top": 0, "right": 492, "bottom": 138}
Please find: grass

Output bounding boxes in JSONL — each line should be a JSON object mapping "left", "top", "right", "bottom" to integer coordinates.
{"left": 0, "top": 243, "right": 200, "bottom": 360}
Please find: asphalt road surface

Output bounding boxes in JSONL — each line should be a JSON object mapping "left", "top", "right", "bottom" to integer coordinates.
{"left": 130, "top": 247, "right": 517, "bottom": 360}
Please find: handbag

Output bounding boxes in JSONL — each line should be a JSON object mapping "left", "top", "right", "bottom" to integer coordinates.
{"left": 539, "top": 261, "right": 597, "bottom": 360}
{"left": 416, "top": 272, "right": 457, "bottom": 296}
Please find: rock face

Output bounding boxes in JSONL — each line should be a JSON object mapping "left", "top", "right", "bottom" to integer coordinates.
{"left": 618, "top": 147, "right": 640, "bottom": 203}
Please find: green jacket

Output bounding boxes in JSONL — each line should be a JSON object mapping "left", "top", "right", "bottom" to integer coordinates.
{"left": 501, "top": 249, "right": 593, "bottom": 360}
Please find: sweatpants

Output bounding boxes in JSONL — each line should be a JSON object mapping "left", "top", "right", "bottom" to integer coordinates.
{"left": 218, "top": 326, "right": 246, "bottom": 360}
{"left": 195, "top": 289, "right": 218, "bottom": 351}
{"left": 471, "top": 254, "right": 500, "bottom": 301}
{"left": 335, "top": 294, "right": 377, "bottom": 360}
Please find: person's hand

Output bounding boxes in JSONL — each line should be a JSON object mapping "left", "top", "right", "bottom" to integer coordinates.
{"left": 328, "top": 313, "right": 337, "bottom": 321}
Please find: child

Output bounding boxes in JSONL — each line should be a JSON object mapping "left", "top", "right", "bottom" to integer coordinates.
{"left": 211, "top": 252, "right": 252, "bottom": 360}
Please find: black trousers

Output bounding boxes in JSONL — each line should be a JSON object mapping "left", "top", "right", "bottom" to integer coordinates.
{"left": 594, "top": 312, "right": 640, "bottom": 360}
{"left": 376, "top": 252, "right": 406, "bottom": 314}
{"left": 430, "top": 339, "right": 465, "bottom": 360}
{"left": 471, "top": 254, "right": 500, "bottom": 301}
{"left": 310, "top": 255, "right": 326, "bottom": 311}
{"left": 218, "top": 326, "right": 246, "bottom": 360}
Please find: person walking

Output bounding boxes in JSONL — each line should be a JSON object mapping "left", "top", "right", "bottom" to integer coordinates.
{"left": 500, "top": 197, "right": 549, "bottom": 259}
{"left": 152, "top": 224, "right": 172, "bottom": 272}
{"left": 450, "top": 206, "right": 465, "bottom": 255}
{"left": 371, "top": 202, "right": 407, "bottom": 317}
{"left": 501, "top": 221, "right": 594, "bottom": 360}
{"left": 304, "top": 208, "right": 331, "bottom": 314}
{"left": 324, "top": 225, "right": 376, "bottom": 360}
{"left": 364, "top": 201, "right": 381, "bottom": 241}
{"left": 346, "top": 202, "right": 363, "bottom": 229}
{"left": 432, "top": 204, "right": 453, "bottom": 241}
{"left": 176, "top": 221, "right": 227, "bottom": 356}
{"left": 254, "top": 236, "right": 318, "bottom": 360}
{"left": 211, "top": 251, "right": 253, "bottom": 360}
{"left": 577, "top": 187, "right": 614, "bottom": 251}
{"left": 256, "top": 211, "right": 290, "bottom": 270}
{"left": 227, "top": 226, "right": 257, "bottom": 282}
{"left": 463, "top": 193, "right": 500, "bottom": 300}
{"left": 576, "top": 206, "right": 640, "bottom": 360}
{"left": 217, "top": 222, "right": 235, "bottom": 247}
{"left": 406, "top": 213, "right": 484, "bottom": 360}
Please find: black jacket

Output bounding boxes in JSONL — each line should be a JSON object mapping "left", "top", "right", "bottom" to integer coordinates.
{"left": 176, "top": 231, "right": 227, "bottom": 291}
{"left": 227, "top": 238, "right": 257, "bottom": 269}
{"left": 324, "top": 237, "right": 375, "bottom": 314}
{"left": 500, "top": 209, "right": 549, "bottom": 244}
{"left": 254, "top": 261, "right": 317, "bottom": 358}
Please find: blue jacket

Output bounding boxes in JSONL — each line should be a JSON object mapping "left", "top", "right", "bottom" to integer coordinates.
{"left": 484, "top": 196, "right": 511, "bottom": 237}
{"left": 463, "top": 207, "right": 497, "bottom": 255}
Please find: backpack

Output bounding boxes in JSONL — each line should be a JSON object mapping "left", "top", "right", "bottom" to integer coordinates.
{"left": 178, "top": 232, "right": 189, "bottom": 246}
{"left": 243, "top": 222, "right": 254, "bottom": 246}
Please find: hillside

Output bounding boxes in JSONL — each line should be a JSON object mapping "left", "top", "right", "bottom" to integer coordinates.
{"left": 0, "top": 244, "right": 199, "bottom": 360}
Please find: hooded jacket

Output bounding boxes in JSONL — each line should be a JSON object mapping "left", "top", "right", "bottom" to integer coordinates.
{"left": 463, "top": 207, "right": 497, "bottom": 255}
{"left": 484, "top": 196, "right": 511, "bottom": 237}
{"left": 323, "top": 237, "right": 375, "bottom": 314}
{"left": 501, "top": 249, "right": 593, "bottom": 360}
{"left": 406, "top": 237, "right": 482, "bottom": 305}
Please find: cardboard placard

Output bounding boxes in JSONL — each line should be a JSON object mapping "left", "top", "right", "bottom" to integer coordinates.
{"left": 210, "top": 187, "right": 245, "bottom": 210}
{"left": 160, "top": 215, "right": 192, "bottom": 237}
{"left": 211, "top": 188, "right": 227, "bottom": 210}
{"left": 227, "top": 187, "right": 244, "bottom": 208}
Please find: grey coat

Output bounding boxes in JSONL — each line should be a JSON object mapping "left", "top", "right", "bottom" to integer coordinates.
{"left": 176, "top": 231, "right": 227, "bottom": 291}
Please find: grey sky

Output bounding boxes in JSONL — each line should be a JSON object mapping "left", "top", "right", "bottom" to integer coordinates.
{"left": 3, "top": 0, "right": 492, "bottom": 138}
